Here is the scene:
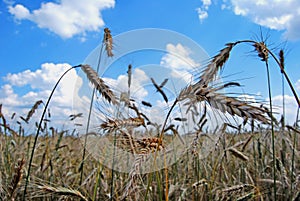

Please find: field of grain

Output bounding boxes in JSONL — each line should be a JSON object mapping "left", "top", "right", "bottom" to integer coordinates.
{"left": 0, "top": 29, "right": 299, "bottom": 201}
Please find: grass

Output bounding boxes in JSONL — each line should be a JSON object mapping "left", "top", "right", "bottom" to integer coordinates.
{"left": 0, "top": 29, "right": 299, "bottom": 200}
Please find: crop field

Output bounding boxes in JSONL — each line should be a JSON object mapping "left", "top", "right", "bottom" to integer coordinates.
{"left": 0, "top": 29, "right": 299, "bottom": 201}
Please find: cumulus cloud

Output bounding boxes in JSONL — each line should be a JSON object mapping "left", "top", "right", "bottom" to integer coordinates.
{"left": 272, "top": 94, "right": 299, "bottom": 124}
{"left": 227, "top": 0, "right": 300, "bottom": 40}
{"left": 8, "top": 4, "right": 30, "bottom": 19}
{"left": 8, "top": 0, "right": 115, "bottom": 38}
{"left": 196, "top": 0, "right": 212, "bottom": 22}
{"left": 0, "top": 63, "right": 84, "bottom": 131}
{"left": 160, "top": 43, "right": 199, "bottom": 83}
{"left": 161, "top": 43, "right": 199, "bottom": 70}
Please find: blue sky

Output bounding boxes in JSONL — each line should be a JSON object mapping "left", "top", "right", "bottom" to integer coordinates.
{"left": 1, "top": 0, "right": 300, "bottom": 130}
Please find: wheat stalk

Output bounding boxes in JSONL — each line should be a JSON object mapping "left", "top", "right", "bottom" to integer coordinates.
{"left": 81, "top": 64, "right": 118, "bottom": 104}
{"left": 36, "top": 184, "right": 88, "bottom": 201}
{"left": 121, "top": 137, "right": 165, "bottom": 200}
{"left": 151, "top": 77, "right": 168, "bottom": 103}
{"left": 9, "top": 157, "right": 25, "bottom": 200}
{"left": 257, "top": 179, "right": 282, "bottom": 186}
{"left": 23, "top": 100, "right": 43, "bottom": 123}
{"left": 101, "top": 116, "right": 145, "bottom": 130}
{"left": 104, "top": 28, "right": 114, "bottom": 57}
{"left": 121, "top": 147, "right": 150, "bottom": 200}
{"left": 222, "top": 184, "right": 253, "bottom": 193}
{"left": 228, "top": 147, "right": 249, "bottom": 161}
{"left": 198, "top": 43, "right": 237, "bottom": 86}
{"left": 179, "top": 84, "right": 269, "bottom": 124}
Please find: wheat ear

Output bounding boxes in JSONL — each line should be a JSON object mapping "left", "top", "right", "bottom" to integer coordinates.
{"left": 24, "top": 100, "right": 43, "bottom": 123}
{"left": 179, "top": 84, "right": 269, "bottom": 124}
{"left": 37, "top": 185, "right": 88, "bottom": 201}
{"left": 101, "top": 116, "right": 145, "bottom": 131}
{"left": 121, "top": 137, "right": 164, "bottom": 200}
{"left": 199, "top": 43, "right": 236, "bottom": 86}
{"left": 81, "top": 64, "right": 118, "bottom": 104}
{"left": 104, "top": 28, "right": 114, "bottom": 57}
{"left": 253, "top": 42, "right": 268, "bottom": 61}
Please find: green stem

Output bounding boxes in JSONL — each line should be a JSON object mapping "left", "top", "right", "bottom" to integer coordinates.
{"left": 22, "top": 65, "right": 82, "bottom": 200}
{"left": 268, "top": 50, "right": 300, "bottom": 108}
{"left": 265, "top": 61, "right": 277, "bottom": 200}
{"left": 234, "top": 40, "right": 300, "bottom": 108}
{"left": 79, "top": 43, "right": 104, "bottom": 185}
{"left": 282, "top": 74, "right": 285, "bottom": 127}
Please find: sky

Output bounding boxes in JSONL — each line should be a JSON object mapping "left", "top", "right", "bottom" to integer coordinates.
{"left": 1, "top": 0, "right": 300, "bottom": 133}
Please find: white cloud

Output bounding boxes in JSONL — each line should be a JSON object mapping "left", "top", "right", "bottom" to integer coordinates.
{"left": 0, "top": 63, "right": 84, "bottom": 131}
{"left": 228, "top": 0, "right": 300, "bottom": 40}
{"left": 202, "top": 0, "right": 212, "bottom": 9}
{"left": 161, "top": 43, "right": 199, "bottom": 70}
{"left": 8, "top": 0, "right": 115, "bottom": 39}
{"left": 196, "top": 8, "right": 209, "bottom": 22}
{"left": 0, "top": 84, "right": 20, "bottom": 107}
{"left": 196, "top": 0, "right": 212, "bottom": 22}
{"left": 272, "top": 94, "right": 299, "bottom": 125}
{"left": 8, "top": 4, "right": 30, "bottom": 19}
{"left": 233, "top": 92, "right": 299, "bottom": 126}
{"left": 160, "top": 43, "right": 199, "bottom": 83}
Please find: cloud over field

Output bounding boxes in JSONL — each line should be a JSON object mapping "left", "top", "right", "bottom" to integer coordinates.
{"left": 0, "top": 63, "right": 82, "bottom": 131}
{"left": 160, "top": 43, "right": 199, "bottom": 83}
{"left": 198, "top": 0, "right": 300, "bottom": 40}
{"left": 229, "top": 0, "right": 300, "bottom": 40}
{"left": 8, "top": 0, "right": 115, "bottom": 39}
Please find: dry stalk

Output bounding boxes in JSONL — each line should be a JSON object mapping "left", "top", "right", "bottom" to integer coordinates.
{"left": 192, "top": 179, "right": 208, "bottom": 188}
{"left": 241, "top": 135, "right": 253, "bottom": 152}
{"left": 0, "top": 104, "right": 7, "bottom": 128}
{"left": 151, "top": 77, "right": 168, "bottom": 103}
{"left": 257, "top": 179, "right": 282, "bottom": 186}
{"left": 101, "top": 116, "right": 145, "bottom": 130}
{"left": 121, "top": 147, "right": 150, "bottom": 200}
{"left": 37, "top": 184, "right": 88, "bottom": 201}
{"left": 222, "top": 184, "right": 253, "bottom": 193}
{"left": 217, "top": 184, "right": 254, "bottom": 201}
{"left": 121, "top": 137, "right": 165, "bottom": 200}
{"left": 119, "top": 130, "right": 138, "bottom": 154}
{"left": 9, "top": 157, "right": 25, "bottom": 200}
{"left": 228, "top": 147, "right": 249, "bottom": 161}
{"left": 81, "top": 64, "right": 118, "bottom": 104}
